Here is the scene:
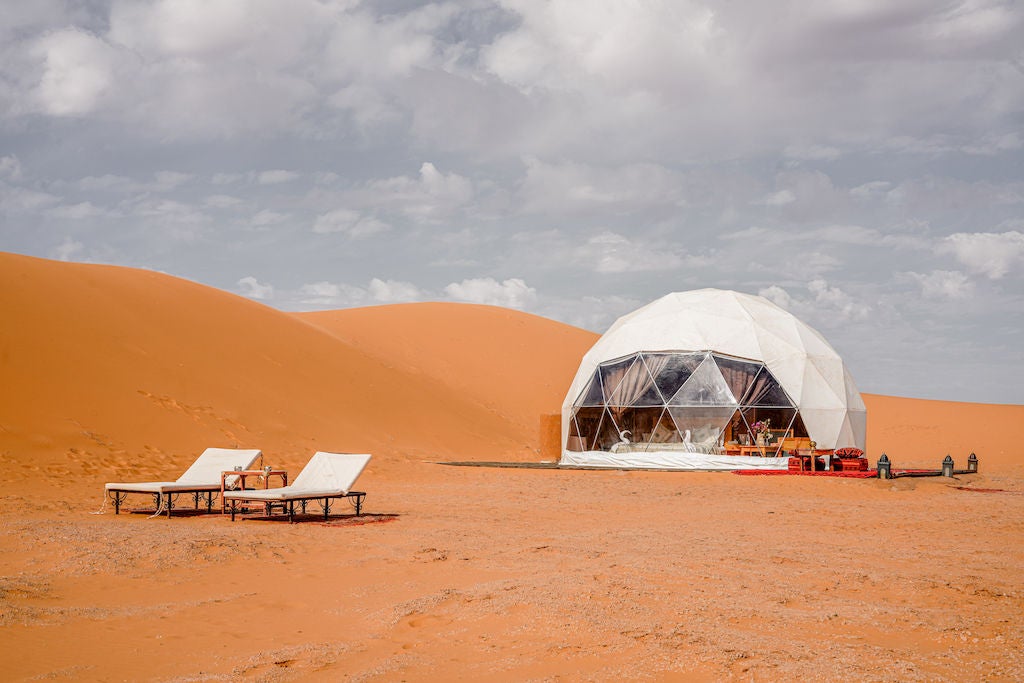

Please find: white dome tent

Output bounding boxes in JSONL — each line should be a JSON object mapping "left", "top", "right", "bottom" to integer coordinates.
{"left": 561, "top": 289, "right": 866, "bottom": 470}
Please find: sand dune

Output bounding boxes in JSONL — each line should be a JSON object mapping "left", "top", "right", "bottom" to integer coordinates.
{"left": 0, "top": 252, "right": 527, "bottom": 489}
{"left": 1, "top": 252, "right": 1022, "bottom": 681}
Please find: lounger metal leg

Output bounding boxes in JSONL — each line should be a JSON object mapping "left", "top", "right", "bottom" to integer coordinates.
{"left": 206, "top": 492, "right": 213, "bottom": 512}
{"left": 166, "top": 493, "right": 172, "bottom": 518}
{"left": 355, "top": 494, "right": 363, "bottom": 516}
{"left": 323, "top": 498, "right": 330, "bottom": 520}
{"left": 230, "top": 499, "right": 236, "bottom": 521}
{"left": 288, "top": 501, "right": 294, "bottom": 524}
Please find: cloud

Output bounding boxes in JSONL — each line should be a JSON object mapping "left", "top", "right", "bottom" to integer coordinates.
{"left": 32, "top": 28, "right": 114, "bottom": 116}
{"left": 939, "top": 230, "right": 1024, "bottom": 279}
{"left": 0, "top": 155, "right": 23, "bottom": 180}
{"left": 759, "top": 279, "right": 870, "bottom": 324}
{"left": 367, "top": 278, "right": 422, "bottom": 304}
{"left": 77, "top": 171, "right": 192, "bottom": 193}
{"left": 444, "top": 277, "right": 537, "bottom": 310}
{"left": 758, "top": 189, "right": 795, "bottom": 206}
{"left": 574, "top": 231, "right": 686, "bottom": 274}
{"left": 257, "top": 170, "right": 298, "bottom": 185}
{"left": 290, "top": 277, "right": 422, "bottom": 310}
{"left": 904, "top": 270, "right": 974, "bottom": 299}
{"left": 204, "top": 194, "right": 243, "bottom": 208}
{"left": 518, "top": 158, "right": 686, "bottom": 215}
{"left": 312, "top": 208, "right": 390, "bottom": 237}
{"left": 46, "top": 201, "right": 107, "bottom": 220}
{"left": 250, "top": 210, "right": 288, "bottom": 226}
{"left": 50, "top": 236, "right": 84, "bottom": 262}
{"left": 783, "top": 144, "right": 841, "bottom": 161}
{"left": 237, "top": 275, "right": 274, "bottom": 301}
{"left": 336, "top": 162, "right": 476, "bottom": 224}
{"left": 0, "top": 185, "right": 60, "bottom": 211}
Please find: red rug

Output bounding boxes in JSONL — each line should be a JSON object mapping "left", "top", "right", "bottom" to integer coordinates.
{"left": 733, "top": 469, "right": 878, "bottom": 478}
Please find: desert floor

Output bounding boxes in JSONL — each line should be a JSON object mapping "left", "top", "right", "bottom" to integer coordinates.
{"left": 2, "top": 461, "right": 1023, "bottom": 682}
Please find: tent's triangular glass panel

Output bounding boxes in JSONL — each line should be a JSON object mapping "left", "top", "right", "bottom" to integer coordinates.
{"left": 712, "top": 354, "right": 763, "bottom": 404}
{"left": 669, "top": 355, "right": 737, "bottom": 407}
{"left": 574, "top": 374, "right": 606, "bottom": 408}
{"left": 789, "top": 412, "right": 810, "bottom": 439}
{"left": 612, "top": 407, "right": 666, "bottom": 450}
{"left": 607, "top": 358, "right": 660, "bottom": 407}
{"left": 570, "top": 407, "right": 604, "bottom": 451}
{"left": 629, "top": 354, "right": 669, "bottom": 406}
{"left": 740, "top": 406, "right": 798, "bottom": 455}
{"left": 740, "top": 366, "right": 795, "bottom": 408}
{"left": 666, "top": 406, "right": 735, "bottom": 447}
{"left": 592, "top": 407, "right": 625, "bottom": 451}
{"left": 599, "top": 356, "right": 639, "bottom": 405}
{"left": 650, "top": 353, "right": 704, "bottom": 403}
{"left": 643, "top": 408, "right": 684, "bottom": 449}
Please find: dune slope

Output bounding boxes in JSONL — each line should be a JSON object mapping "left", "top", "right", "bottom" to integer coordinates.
{"left": 298, "top": 303, "right": 597, "bottom": 441}
{"left": 0, "top": 253, "right": 525, "bottom": 493}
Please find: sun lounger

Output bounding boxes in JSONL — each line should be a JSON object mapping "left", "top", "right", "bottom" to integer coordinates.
{"left": 105, "top": 448, "right": 262, "bottom": 517}
{"left": 224, "top": 452, "right": 370, "bottom": 523}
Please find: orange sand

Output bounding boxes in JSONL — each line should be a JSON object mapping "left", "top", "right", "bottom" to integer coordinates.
{"left": 1, "top": 252, "right": 1021, "bottom": 681}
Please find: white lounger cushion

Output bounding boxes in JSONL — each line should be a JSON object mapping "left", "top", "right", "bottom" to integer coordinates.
{"left": 223, "top": 452, "right": 370, "bottom": 502}
{"left": 105, "top": 448, "right": 262, "bottom": 493}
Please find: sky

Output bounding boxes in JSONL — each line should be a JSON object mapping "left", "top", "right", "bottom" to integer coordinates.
{"left": 1, "top": 0, "right": 1023, "bottom": 404}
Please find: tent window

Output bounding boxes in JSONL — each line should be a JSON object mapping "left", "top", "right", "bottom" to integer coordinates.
{"left": 569, "top": 351, "right": 808, "bottom": 453}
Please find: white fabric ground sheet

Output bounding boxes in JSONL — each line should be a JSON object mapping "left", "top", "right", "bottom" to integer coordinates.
{"left": 560, "top": 450, "right": 789, "bottom": 470}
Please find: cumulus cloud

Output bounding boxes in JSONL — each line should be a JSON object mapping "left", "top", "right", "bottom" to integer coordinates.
{"left": 444, "top": 277, "right": 537, "bottom": 310}
{"left": 289, "top": 277, "right": 422, "bottom": 309}
{"left": 50, "top": 236, "right": 84, "bottom": 261}
{"left": 237, "top": 275, "right": 273, "bottom": 301}
{"left": 759, "top": 279, "right": 870, "bottom": 323}
{"left": 32, "top": 28, "right": 114, "bottom": 116}
{"left": 904, "top": 270, "right": 975, "bottom": 299}
{"left": 367, "top": 278, "right": 422, "bottom": 304}
{"left": 939, "top": 230, "right": 1024, "bottom": 279}
{"left": 357, "top": 162, "right": 474, "bottom": 222}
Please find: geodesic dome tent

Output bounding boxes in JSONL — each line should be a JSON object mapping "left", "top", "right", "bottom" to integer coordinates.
{"left": 561, "top": 289, "right": 866, "bottom": 470}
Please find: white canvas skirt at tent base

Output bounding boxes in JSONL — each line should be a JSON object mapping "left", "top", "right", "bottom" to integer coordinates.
{"left": 560, "top": 450, "right": 789, "bottom": 470}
